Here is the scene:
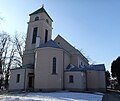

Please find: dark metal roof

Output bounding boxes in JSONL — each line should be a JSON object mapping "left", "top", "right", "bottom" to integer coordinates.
{"left": 29, "top": 6, "right": 53, "bottom": 21}
{"left": 11, "top": 64, "right": 34, "bottom": 70}
{"left": 65, "top": 64, "right": 105, "bottom": 72}
{"left": 79, "top": 64, "right": 105, "bottom": 71}
{"left": 22, "top": 64, "right": 34, "bottom": 69}
{"left": 65, "top": 64, "right": 83, "bottom": 72}
{"left": 39, "top": 40, "right": 62, "bottom": 49}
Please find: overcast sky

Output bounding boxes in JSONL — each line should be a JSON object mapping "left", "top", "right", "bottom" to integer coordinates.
{"left": 0, "top": 0, "right": 120, "bottom": 72}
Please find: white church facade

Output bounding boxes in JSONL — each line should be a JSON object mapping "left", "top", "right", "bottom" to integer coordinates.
{"left": 9, "top": 6, "right": 106, "bottom": 92}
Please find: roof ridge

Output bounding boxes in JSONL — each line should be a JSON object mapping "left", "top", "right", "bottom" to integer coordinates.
{"left": 55, "top": 35, "right": 88, "bottom": 62}
{"left": 29, "top": 6, "right": 53, "bottom": 21}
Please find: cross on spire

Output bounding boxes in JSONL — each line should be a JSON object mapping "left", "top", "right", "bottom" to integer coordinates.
{"left": 42, "top": 4, "right": 44, "bottom": 8}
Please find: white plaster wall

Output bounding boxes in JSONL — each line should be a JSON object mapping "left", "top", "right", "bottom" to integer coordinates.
{"left": 87, "top": 70, "right": 106, "bottom": 91}
{"left": 34, "top": 47, "right": 64, "bottom": 90}
{"left": 64, "top": 71, "right": 86, "bottom": 91}
{"left": 9, "top": 69, "right": 25, "bottom": 90}
{"left": 64, "top": 52, "right": 70, "bottom": 69}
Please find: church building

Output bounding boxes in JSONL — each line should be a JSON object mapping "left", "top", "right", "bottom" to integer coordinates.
{"left": 9, "top": 6, "right": 106, "bottom": 92}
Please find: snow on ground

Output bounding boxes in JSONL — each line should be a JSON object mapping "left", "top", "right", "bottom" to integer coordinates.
{"left": 0, "top": 91, "right": 103, "bottom": 101}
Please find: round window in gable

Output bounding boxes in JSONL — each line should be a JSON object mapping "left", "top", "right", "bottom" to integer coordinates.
{"left": 35, "top": 16, "right": 39, "bottom": 21}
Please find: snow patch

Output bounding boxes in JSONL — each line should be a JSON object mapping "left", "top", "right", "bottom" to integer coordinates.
{"left": 1, "top": 92, "right": 103, "bottom": 101}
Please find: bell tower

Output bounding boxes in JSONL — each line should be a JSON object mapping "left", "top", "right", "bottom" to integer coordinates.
{"left": 23, "top": 6, "right": 53, "bottom": 66}
{"left": 25, "top": 6, "right": 53, "bottom": 50}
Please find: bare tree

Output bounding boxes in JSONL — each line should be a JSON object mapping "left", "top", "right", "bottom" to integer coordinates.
{"left": 0, "top": 32, "right": 11, "bottom": 70}
{"left": 5, "top": 45, "right": 16, "bottom": 89}
{"left": 0, "top": 49, "right": 2, "bottom": 88}
{"left": 0, "top": 32, "right": 11, "bottom": 88}
{"left": 13, "top": 32, "right": 25, "bottom": 68}
{"left": 0, "top": 31, "right": 25, "bottom": 89}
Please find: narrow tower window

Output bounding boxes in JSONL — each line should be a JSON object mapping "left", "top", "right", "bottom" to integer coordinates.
{"left": 52, "top": 57, "right": 56, "bottom": 74}
{"left": 46, "top": 19, "right": 49, "bottom": 24}
{"left": 32, "top": 27, "right": 38, "bottom": 44}
{"left": 69, "top": 75, "right": 74, "bottom": 83}
{"left": 45, "top": 29, "right": 48, "bottom": 43}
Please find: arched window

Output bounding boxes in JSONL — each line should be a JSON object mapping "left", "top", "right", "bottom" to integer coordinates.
{"left": 35, "top": 16, "right": 39, "bottom": 21}
{"left": 69, "top": 75, "right": 74, "bottom": 83}
{"left": 52, "top": 57, "right": 56, "bottom": 74}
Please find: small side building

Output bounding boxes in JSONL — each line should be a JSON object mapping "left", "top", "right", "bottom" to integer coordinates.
{"left": 64, "top": 64, "right": 86, "bottom": 91}
{"left": 64, "top": 64, "right": 106, "bottom": 92}
{"left": 9, "top": 65, "right": 34, "bottom": 91}
{"left": 86, "top": 64, "right": 106, "bottom": 92}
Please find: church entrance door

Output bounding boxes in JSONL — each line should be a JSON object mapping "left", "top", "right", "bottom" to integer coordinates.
{"left": 28, "top": 73, "right": 34, "bottom": 89}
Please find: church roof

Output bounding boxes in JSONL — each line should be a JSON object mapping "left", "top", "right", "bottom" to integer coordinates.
{"left": 22, "top": 64, "right": 34, "bottom": 69}
{"left": 39, "top": 40, "right": 62, "bottom": 49}
{"left": 65, "top": 64, "right": 105, "bottom": 72}
{"left": 11, "top": 64, "right": 34, "bottom": 70}
{"left": 65, "top": 64, "right": 83, "bottom": 72}
{"left": 29, "top": 6, "right": 53, "bottom": 21}
{"left": 54, "top": 35, "right": 89, "bottom": 62}
{"left": 85, "top": 64, "right": 105, "bottom": 71}
{"left": 79, "top": 64, "right": 105, "bottom": 71}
